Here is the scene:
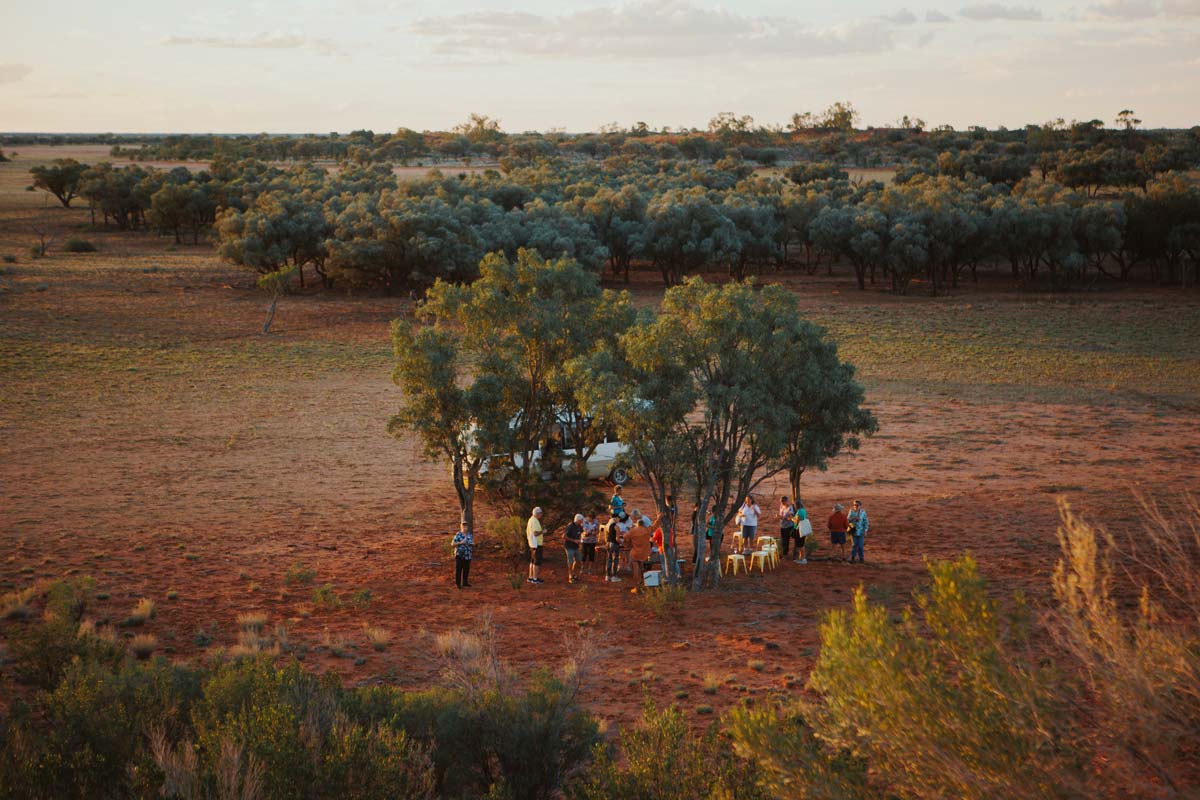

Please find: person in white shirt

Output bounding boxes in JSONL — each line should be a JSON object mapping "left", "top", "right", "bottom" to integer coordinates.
{"left": 526, "top": 507, "right": 545, "bottom": 584}
{"left": 735, "top": 495, "right": 761, "bottom": 554}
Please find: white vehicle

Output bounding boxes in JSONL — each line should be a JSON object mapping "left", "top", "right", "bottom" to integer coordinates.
{"left": 478, "top": 411, "right": 631, "bottom": 491}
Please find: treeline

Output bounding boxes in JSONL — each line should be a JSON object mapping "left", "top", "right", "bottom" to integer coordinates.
{"left": 32, "top": 145, "right": 1200, "bottom": 291}
{"left": 75, "top": 109, "right": 1200, "bottom": 174}
{"left": 2, "top": 501, "right": 1197, "bottom": 798}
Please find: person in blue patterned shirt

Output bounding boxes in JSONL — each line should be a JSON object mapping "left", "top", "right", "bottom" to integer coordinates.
{"left": 452, "top": 521, "right": 473, "bottom": 588}
{"left": 848, "top": 500, "right": 869, "bottom": 563}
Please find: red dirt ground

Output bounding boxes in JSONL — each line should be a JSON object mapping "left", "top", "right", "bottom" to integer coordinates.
{"left": 2, "top": 152, "right": 1199, "bottom": 734}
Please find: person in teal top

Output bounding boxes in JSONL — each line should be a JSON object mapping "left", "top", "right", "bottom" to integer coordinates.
{"left": 609, "top": 485, "right": 626, "bottom": 517}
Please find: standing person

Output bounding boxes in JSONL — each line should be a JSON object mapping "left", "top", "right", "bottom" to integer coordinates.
{"left": 616, "top": 511, "right": 633, "bottom": 573}
{"left": 778, "top": 496, "right": 797, "bottom": 558}
{"left": 735, "top": 495, "right": 761, "bottom": 554}
{"left": 564, "top": 514, "right": 584, "bottom": 584}
{"left": 795, "top": 509, "right": 813, "bottom": 564}
{"left": 452, "top": 521, "right": 473, "bottom": 588}
{"left": 604, "top": 513, "right": 622, "bottom": 583}
{"left": 526, "top": 507, "right": 545, "bottom": 584}
{"left": 626, "top": 520, "right": 651, "bottom": 585}
{"left": 581, "top": 511, "right": 600, "bottom": 576}
{"left": 848, "top": 500, "right": 869, "bottom": 563}
{"left": 610, "top": 485, "right": 626, "bottom": 518}
{"left": 827, "top": 504, "right": 849, "bottom": 562}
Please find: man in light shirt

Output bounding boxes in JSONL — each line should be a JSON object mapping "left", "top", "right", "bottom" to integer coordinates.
{"left": 526, "top": 507, "right": 545, "bottom": 584}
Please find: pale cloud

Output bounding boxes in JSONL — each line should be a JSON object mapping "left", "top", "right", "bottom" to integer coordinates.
{"left": 0, "top": 63, "right": 34, "bottom": 84}
{"left": 959, "top": 3, "right": 1044, "bottom": 20}
{"left": 883, "top": 8, "right": 918, "bottom": 24}
{"left": 1089, "top": 0, "right": 1200, "bottom": 16}
{"left": 410, "top": 1, "right": 899, "bottom": 60}
{"left": 926, "top": 9, "right": 954, "bottom": 22}
{"left": 163, "top": 32, "right": 344, "bottom": 56}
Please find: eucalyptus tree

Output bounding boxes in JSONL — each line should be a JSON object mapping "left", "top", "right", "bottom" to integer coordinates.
{"left": 217, "top": 189, "right": 332, "bottom": 287}
{"left": 323, "top": 194, "right": 481, "bottom": 293}
{"left": 644, "top": 188, "right": 740, "bottom": 285}
{"left": 621, "top": 278, "right": 872, "bottom": 589}
{"left": 575, "top": 184, "right": 647, "bottom": 281}
{"left": 30, "top": 159, "right": 87, "bottom": 207}
{"left": 411, "top": 248, "right": 631, "bottom": 524}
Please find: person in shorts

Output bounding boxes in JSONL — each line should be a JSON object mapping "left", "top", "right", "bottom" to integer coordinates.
{"left": 526, "top": 506, "right": 545, "bottom": 584}
{"left": 735, "top": 495, "right": 761, "bottom": 553}
{"left": 564, "top": 513, "right": 584, "bottom": 584}
{"left": 827, "top": 503, "right": 849, "bottom": 562}
{"left": 580, "top": 511, "right": 599, "bottom": 576}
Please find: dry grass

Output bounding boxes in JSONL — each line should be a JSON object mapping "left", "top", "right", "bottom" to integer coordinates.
{"left": 363, "top": 625, "right": 391, "bottom": 651}
{"left": 236, "top": 611, "right": 268, "bottom": 633}
{"left": 127, "top": 598, "right": 156, "bottom": 626}
{"left": 130, "top": 634, "right": 157, "bottom": 660}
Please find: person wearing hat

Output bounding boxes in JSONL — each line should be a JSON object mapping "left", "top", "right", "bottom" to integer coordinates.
{"left": 828, "top": 503, "right": 849, "bottom": 562}
{"left": 526, "top": 507, "right": 545, "bottom": 584}
{"left": 848, "top": 500, "right": 869, "bottom": 563}
{"left": 564, "top": 513, "right": 584, "bottom": 584}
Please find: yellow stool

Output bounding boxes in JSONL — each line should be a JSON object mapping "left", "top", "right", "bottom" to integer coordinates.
{"left": 763, "top": 542, "right": 779, "bottom": 568}
{"left": 732, "top": 533, "right": 745, "bottom": 552}
{"left": 725, "top": 553, "right": 747, "bottom": 575}
{"left": 750, "top": 550, "right": 771, "bottom": 573}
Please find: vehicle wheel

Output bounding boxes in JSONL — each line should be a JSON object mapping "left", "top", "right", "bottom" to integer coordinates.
{"left": 610, "top": 467, "right": 630, "bottom": 486}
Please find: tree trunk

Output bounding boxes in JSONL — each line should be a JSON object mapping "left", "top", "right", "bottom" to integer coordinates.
{"left": 262, "top": 292, "right": 280, "bottom": 334}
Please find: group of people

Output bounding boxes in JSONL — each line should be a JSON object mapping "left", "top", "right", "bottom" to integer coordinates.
{"left": 732, "top": 494, "right": 869, "bottom": 564}
{"left": 525, "top": 486, "right": 677, "bottom": 586}
{"left": 449, "top": 485, "right": 872, "bottom": 588}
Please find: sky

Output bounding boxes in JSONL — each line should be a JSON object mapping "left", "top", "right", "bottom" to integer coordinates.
{"left": 1, "top": 0, "right": 1198, "bottom": 133}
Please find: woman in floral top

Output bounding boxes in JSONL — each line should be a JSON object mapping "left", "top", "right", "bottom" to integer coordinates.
{"left": 452, "top": 521, "right": 473, "bottom": 588}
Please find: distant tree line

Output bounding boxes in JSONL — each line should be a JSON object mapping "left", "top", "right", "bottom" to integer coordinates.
{"left": 26, "top": 110, "right": 1200, "bottom": 291}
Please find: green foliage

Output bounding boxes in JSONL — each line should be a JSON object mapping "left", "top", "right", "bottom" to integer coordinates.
{"left": 640, "top": 583, "right": 687, "bottom": 618}
{"left": 567, "top": 700, "right": 762, "bottom": 800}
{"left": 806, "top": 556, "right": 1075, "bottom": 798}
{"left": 284, "top": 562, "right": 316, "bottom": 584}
{"left": 29, "top": 158, "right": 87, "bottom": 207}
{"left": 488, "top": 515, "right": 529, "bottom": 559}
{"left": 312, "top": 584, "right": 341, "bottom": 609}
{"left": 62, "top": 237, "right": 97, "bottom": 253}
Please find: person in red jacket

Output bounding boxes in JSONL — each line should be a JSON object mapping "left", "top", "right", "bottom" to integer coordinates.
{"left": 827, "top": 503, "right": 849, "bottom": 562}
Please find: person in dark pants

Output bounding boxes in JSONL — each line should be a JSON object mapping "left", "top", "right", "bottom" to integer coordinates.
{"left": 604, "top": 513, "right": 622, "bottom": 583}
{"left": 452, "top": 521, "right": 473, "bottom": 588}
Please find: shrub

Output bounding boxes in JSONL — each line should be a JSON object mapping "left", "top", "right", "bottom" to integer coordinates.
{"left": 349, "top": 588, "right": 373, "bottom": 609}
{"left": 63, "top": 238, "right": 98, "bottom": 253}
{"left": 8, "top": 615, "right": 125, "bottom": 689}
{"left": 567, "top": 700, "right": 756, "bottom": 799}
{"left": 126, "top": 598, "right": 156, "bottom": 626}
{"left": 364, "top": 626, "right": 391, "bottom": 651}
{"left": 313, "top": 584, "right": 341, "bottom": 609}
{"left": 130, "top": 634, "right": 157, "bottom": 660}
{"left": 488, "top": 515, "right": 528, "bottom": 560}
{"left": 639, "top": 583, "right": 686, "bottom": 618}
{"left": 2, "top": 254, "right": 15, "bottom": 264}
{"left": 236, "top": 611, "right": 268, "bottom": 633}
{"left": 285, "top": 562, "right": 317, "bottom": 585}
